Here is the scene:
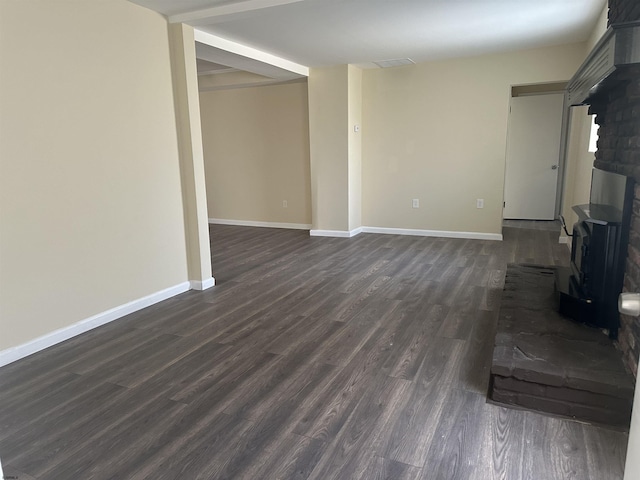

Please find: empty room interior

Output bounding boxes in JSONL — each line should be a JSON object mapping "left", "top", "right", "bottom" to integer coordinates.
{"left": 3, "top": 0, "right": 640, "bottom": 478}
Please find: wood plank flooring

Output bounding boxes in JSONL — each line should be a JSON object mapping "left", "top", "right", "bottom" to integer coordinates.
{"left": 0, "top": 225, "right": 629, "bottom": 479}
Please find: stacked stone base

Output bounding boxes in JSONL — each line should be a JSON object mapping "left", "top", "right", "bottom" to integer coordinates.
{"left": 489, "top": 264, "right": 634, "bottom": 427}
{"left": 491, "top": 373, "right": 632, "bottom": 426}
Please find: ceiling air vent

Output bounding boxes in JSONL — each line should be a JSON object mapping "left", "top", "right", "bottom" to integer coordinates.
{"left": 373, "top": 58, "right": 415, "bottom": 68}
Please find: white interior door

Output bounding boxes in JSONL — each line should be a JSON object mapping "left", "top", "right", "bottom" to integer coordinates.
{"left": 503, "top": 93, "right": 564, "bottom": 220}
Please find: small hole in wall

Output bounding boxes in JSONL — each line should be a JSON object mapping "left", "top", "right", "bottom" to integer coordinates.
{"left": 588, "top": 115, "right": 599, "bottom": 153}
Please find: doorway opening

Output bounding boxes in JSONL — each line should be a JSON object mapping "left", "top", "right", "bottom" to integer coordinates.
{"left": 502, "top": 82, "right": 569, "bottom": 236}
{"left": 503, "top": 83, "right": 568, "bottom": 226}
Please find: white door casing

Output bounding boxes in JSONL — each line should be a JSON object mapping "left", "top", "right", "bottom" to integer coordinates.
{"left": 503, "top": 93, "right": 564, "bottom": 220}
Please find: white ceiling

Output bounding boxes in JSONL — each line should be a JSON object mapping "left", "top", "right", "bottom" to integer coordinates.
{"left": 130, "top": 0, "right": 606, "bottom": 74}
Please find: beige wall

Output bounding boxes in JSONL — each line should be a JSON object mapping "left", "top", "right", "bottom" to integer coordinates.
{"left": 361, "top": 43, "right": 586, "bottom": 235}
{"left": 348, "top": 65, "right": 363, "bottom": 231}
{"left": 199, "top": 71, "right": 287, "bottom": 91}
{"left": 0, "top": 0, "right": 190, "bottom": 350}
{"left": 308, "top": 66, "right": 350, "bottom": 231}
{"left": 560, "top": 3, "right": 609, "bottom": 243}
{"left": 169, "top": 24, "right": 214, "bottom": 286}
{"left": 626, "top": 386, "right": 640, "bottom": 479}
{"left": 200, "top": 81, "right": 311, "bottom": 225}
{"left": 587, "top": 2, "right": 609, "bottom": 52}
{"left": 561, "top": 106, "right": 596, "bottom": 239}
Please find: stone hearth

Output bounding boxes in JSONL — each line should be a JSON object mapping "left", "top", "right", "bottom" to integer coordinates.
{"left": 489, "top": 264, "right": 634, "bottom": 426}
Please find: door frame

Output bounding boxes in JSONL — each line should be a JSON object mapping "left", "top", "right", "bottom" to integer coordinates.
{"left": 502, "top": 83, "right": 571, "bottom": 221}
{"left": 555, "top": 95, "right": 572, "bottom": 219}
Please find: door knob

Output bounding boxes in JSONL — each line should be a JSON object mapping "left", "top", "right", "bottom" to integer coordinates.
{"left": 551, "top": 165, "right": 559, "bottom": 170}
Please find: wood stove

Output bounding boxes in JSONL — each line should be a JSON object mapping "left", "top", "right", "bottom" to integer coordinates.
{"left": 557, "top": 168, "right": 634, "bottom": 338}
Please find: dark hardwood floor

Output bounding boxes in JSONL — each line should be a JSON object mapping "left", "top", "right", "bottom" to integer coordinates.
{"left": 0, "top": 225, "right": 629, "bottom": 479}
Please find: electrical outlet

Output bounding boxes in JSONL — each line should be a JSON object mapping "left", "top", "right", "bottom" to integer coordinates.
{"left": 412, "top": 199, "right": 419, "bottom": 208}
{"left": 283, "top": 200, "right": 288, "bottom": 208}
{"left": 476, "top": 198, "right": 484, "bottom": 209}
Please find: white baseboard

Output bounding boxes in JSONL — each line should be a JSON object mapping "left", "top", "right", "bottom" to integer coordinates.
{"left": 190, "top": 277, "right": 215, "bottom": 290}
{"left": 209, "top": 218, "right": 311, "bottom": 230}
{"left": 310, "top": 229, "right": 362, "bottom": 238}
{"left": 214, "top": 220, "right": 500, "bottom": 241}
{"left": 361, "top": 226, "right": 503, "bottom": 241}
{"left": 0, "top": 281, "right": 191, "bottom": 368}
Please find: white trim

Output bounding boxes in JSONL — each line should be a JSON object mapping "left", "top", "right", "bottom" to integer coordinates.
{"left": 209, "top": 218, "right": 311, "bottom": 230}
{"left": 310, "top": 228, "right": 363, "bottom": 238}
{"left": 361, "top": 226, "right": 503, "bottom": 241}
{"left": 194, "top": 30, "right": 309, "bottom": 77}
{"left": 215, "top": 222, "right": 501, "bottom": 241}
{"left": 310, "top": 229, "right": 362, "bottom": 238}
{"left": 190, "top": 277, "right": 216, "bottom": 290}
{"left": 0, "top": 282, "right": 191, "bottom": 368}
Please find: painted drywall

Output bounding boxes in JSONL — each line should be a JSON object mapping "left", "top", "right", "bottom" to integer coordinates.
{"left": 0, "top": 0, "right": 189, "bottom": 350}
{"left": 561, "top": 106, "right": 595, "bottom": 240}
{"left": 626, "top": 384, "right": 640, "bottom": 479}
{"left": 199, "top": 71, "right": 301, "bottom": 91}
{"left": 587, "top": 2, "right": 609, "bottom": 52}
{"left": 200, "top": 81, "right": 311, "bottom": 226}
{"left": 560, "top": 5, "right": 609, "bottom": 243}
{"left": 361, "top": 43, "right": 587, "bottom": 235}
{"left": 308, "top": 66, "right": 350, "bottom": 232}
{"left": 511, "top": 82, "right": 567, "bottom": 96}
{"left": 169, "top": 23, "right": 214, "bottom": 287}
{"left": 348, "top": 65, "right": 363, "bottom": 232}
